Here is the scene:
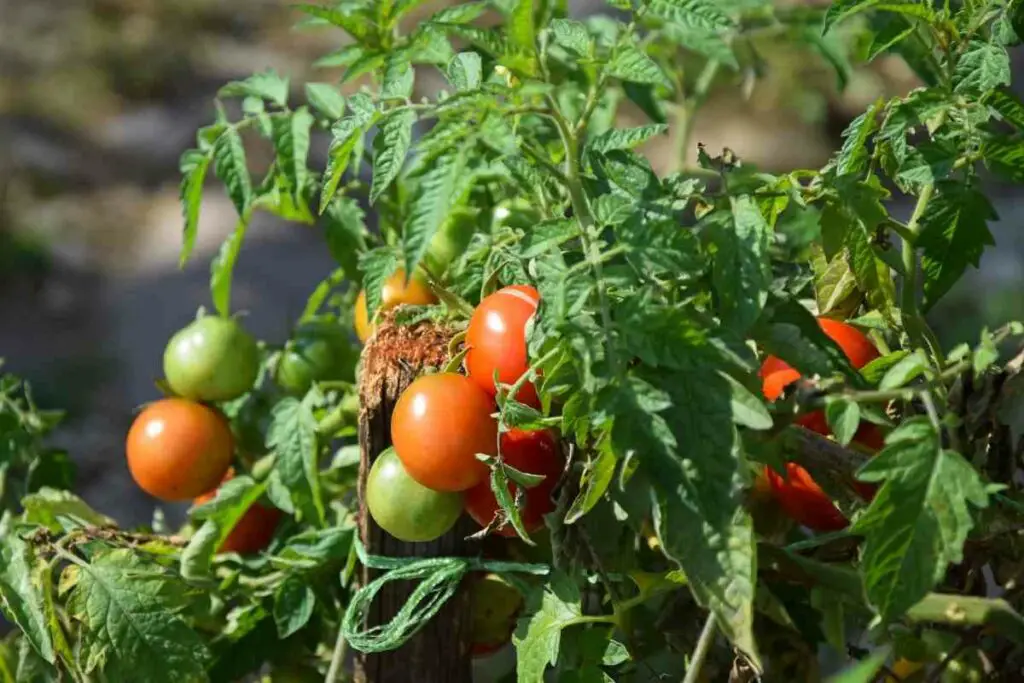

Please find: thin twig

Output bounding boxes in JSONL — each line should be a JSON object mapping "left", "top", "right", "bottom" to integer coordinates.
{"left": 683, "top": 612, "right": 718, "bottom": 683}
{"left": 325, "top": 619, "right": 348, "bottom": 683}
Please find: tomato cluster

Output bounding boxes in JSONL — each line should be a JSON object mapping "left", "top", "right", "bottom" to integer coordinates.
{"left": 126, "top": 315, "right": 280, "bottom": 554}
{"left": 368, "top": 285, "right": 564, "bottom": 543}
{"left": 759, "top": 317, "right": 882, "bottom": 531}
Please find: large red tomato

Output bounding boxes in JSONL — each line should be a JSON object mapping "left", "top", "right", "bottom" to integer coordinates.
{"left": 194, "top": 471, "right": 282, "bottom": 555}
{"left": 760, "top": 317, "right": 882, "bottom": 531}
{"left": 126, "top": 399, "right": 234, "bottom": 501}
{"left": 465, "top": 285, "right": 541, "bottom": 408}
{"left": 391, "top": 373, "right": 496, "bottom": 492}
{"left": 465, "top": 429, "right": 562, "bottom": 537}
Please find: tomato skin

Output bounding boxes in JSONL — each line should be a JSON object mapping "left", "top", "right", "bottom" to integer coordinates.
{"left": 465, "top": 285, "right": 541, "bottom": 408}
{"left": 423, "top": 213, "right": 476, "bottom": 277}
{"left": 465, "top": 429, "right": 562, "bottom": 537}
{"left": 470, "top": 573, "right": 523, "bottom": 657}
{"left": 354, "top": 270, "right": 436, "bottom": 342}
{"left": 194, "top": 471, "right": 282, "bottom": 554}
{"left": 760, "top": 317, "right": 881, "bottom": 531}
{"left": 126, "top": 399, "right": 234, "bottom": 501}
{"left": 163, "top": 315, "right": 260, "bottom": 402}
{"left": 391, "top": 373, "right": 495, "bottom": 492}
{"left": 276, "top": 321, "right": 357, "bottom": 395}
{"left": 366, "top": 447, "right": 464, "bottom": 542}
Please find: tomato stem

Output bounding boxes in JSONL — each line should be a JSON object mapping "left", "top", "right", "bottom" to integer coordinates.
{"left": 682, "top": 612, "right": 718, "bottom": 683}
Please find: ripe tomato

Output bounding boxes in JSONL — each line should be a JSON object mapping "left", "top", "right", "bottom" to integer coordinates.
{"left": 354, "top": 269, "right": 436, "bottom": 342}
{"left": 126, "top": 398, "right": 233, "bottom": 501}
{"left": 391, "top": 373, "right": 495, "bottom": 492}
{"left": 465, "top": 285, "right": 541, "bottom": 408}
{"left": 163, "top": 315, "right": 260, "bottom": 402}
{"left": 194, "top": 471, "right": 282, "bottom": 554}
{"left": 465, "top": 429, "right": 562, "bottom": 537}
{"left": 365, "top": 447, "right": 464, "bottom": 542}
{"left": 276, "top": 320, "right": 357, "bottom": 395}
{"left": 760, "top": 317, "right": 882, "bottom": 531}
{"left": 470, "top": 573, "right": 523, "bottom": 657}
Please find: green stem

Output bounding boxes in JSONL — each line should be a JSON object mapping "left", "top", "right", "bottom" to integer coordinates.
{"left": 325, "top": 619, "right": 348, "bottom": 683}
{"left": 683, "top": 612, "right": 717, "bottom": 683}
{"left": 548, "top": 102, "right": 622, "bottom": 376}
{"left": 565, "top": 614, "right": 618, "bottom": 627}
{"left": 901, "top": 183, "right": 944, "bottom": 366}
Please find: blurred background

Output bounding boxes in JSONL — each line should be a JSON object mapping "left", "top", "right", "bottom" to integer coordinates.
{"left": 0, "top": 0, "right": 1021, "bottom": 527}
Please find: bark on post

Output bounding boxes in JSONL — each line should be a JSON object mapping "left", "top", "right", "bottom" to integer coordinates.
{"left": 355, "top": 314, "right": 475, "bottom": 683}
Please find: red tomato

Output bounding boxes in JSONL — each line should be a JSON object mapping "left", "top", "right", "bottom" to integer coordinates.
{"left": 126, "top": 399, "right": 234, "bottom": 501}
{"left": 465, "top": 285, "right": 541, "bottom": 408}
{"left": 391, "top": 373, "right": 496, "bottom": 492}
{"left": 465, "top": 429, "right": 562, "bottom": 537}
{"left": 195, "top": 471, "right": 282, "bottom": 555}
{"left": 760, "top": 317, "right": 882, "bottom": 531}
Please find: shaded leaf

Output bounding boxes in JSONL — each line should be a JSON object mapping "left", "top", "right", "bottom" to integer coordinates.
{"left": 212, "top": 127, "right": 252, "bottom": 216}
{"left": 370, "top": 108, "right": 416, "bottom": 204}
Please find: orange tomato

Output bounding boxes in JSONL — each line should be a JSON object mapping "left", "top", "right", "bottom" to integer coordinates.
{"left": 390, "top": 373, "right": 496, "bottom": 492}
{"left": 126, "top": 399, "right": 233, "bottom": 501}
{"left": 354, "top": 269, "right": 436, "bottom": 342}
{"left": 465, "top": 285, "right": 541, "bottom": 407}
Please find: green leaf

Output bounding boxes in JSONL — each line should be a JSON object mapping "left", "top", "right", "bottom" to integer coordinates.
{"left": 753, "top": 296, "right": 861, "bottom": 384}
{"left": 824, "top": 647, "right": 891, "bottom": 683}
{"left": 212, "top": 127, "right": 252, "bottom": 217}
{"left": 588, "top": 124, "right": 668, "bottom": 153}
{"left": 723, "top": 372, "right": 773, "bottom": 430}
{"left": 519, "top": 219, "right": 582, "bottom": 258}
{"left": 178, "top": 149, "right": 211, "bottom": 268}
{"left": 982, "top": 135, "right": 1024, "bottom": 183}
{"left": 550, "top": 19, "right": 591, "bottom": 57}
{"left": 370, "top": 108, "right": 416, "bottom": 204}
{"left": 382, "top": 55, "right": 415, "bottom": 100}
{"left": 986, "top": 87, "right": 1024, "bottom": 131}
{"left": 447, "top": 52, "right": 482, "bottom": 91}
{"left": 359, "top": 246, "right": 401, "bottom": 317}
{"left": 219, "top": 70, "right": 289, "bottom": 107}
{"left": 707, "top": 196, "right": 771, "bottom": 334}
{"left": 490, "top": 461, "right": 534, "bottom": 542}
{"left": 565, "top": 444, "right": 617, "bottom": 525}
{"left": 508, "top": 0, "right": 537, "bottom": 57}
{"left": 0, "top": 535, "right": 54, "bottom": 664}
{"left": 854, "top": 418, "right": 989, "bottom": 621}
{"left": 917, "top": 182, "right": 996, "bottom": 311}
{"left": 402, "top": 148, "right": 467, "bottom": 276}
{"left": 305, "top": 82, "right": 346, "bottom": 120}
{"left": 824, "top": 0, "right": 933, "bottom": 35}
{"left": 879, "top": 349, "right": 928, "bottom": 390}
{"left": 954, "top": 41, "right": 1011, "bottom": 95}
{"left": 609, "top": 369, "right": 758, "bottom": 665}
{"left": 209, "top": 215, "right": 250, "bottom": 317}
{"left": 179, "top": 521, "right": 220, "bottom": 581}
{"left": 661, "top": 24, "right": 738, "bottom": 69}
{"left": 607, "top": 44, "right": 670, "bottom": 87}
{"left": 835, "top": 99, "right": 882, "bottom": 176}
{"left": 22, "top": 488, "right": 116, "bottom": 533}
{"left": 825, "top": 399, "right": 860, "bottom": 446}
{"left": 295, "top": 3, "right": 376, "bottom": 42}
{"left": 513, "top": 572, "right": 583, "bottom": 683}
{"left": 812, "top": 248, "right": 860, "bottom": 317}
{"left": 274, "top": 577, "right": 316, "bottom": 639}
{"left": 646, "top": 0, "right": 733, "bottom": 30}
{"left": 801, "top": 27, "right": 852, "bottom": 90}
{"left": 895, "top": 140, "right": 956, "bottom": 189}
{"left": 324, "top": 196, "right": 369, "bottom": 278}
{"left": 319, "top": 111, "right": 373, "bottom": 214}
{"left": 272, "top": 107, "right": 314, "bottom": 201}
{"left": 267, "top": 398, "right": 324, "bottom": 526}
{"left": 432, "top": 1, "right": 488, "bottom": 23}
{"left": 63, "top": 550, "right": 209, "bottom": 682}
{"left": 189, "top": 475, "right": 270, "bottom": 555}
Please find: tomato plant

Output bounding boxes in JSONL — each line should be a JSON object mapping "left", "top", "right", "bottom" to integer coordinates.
{"left": 465, "top": 285, "right": 541, "bottom": 407}
{"left": 390, "top": 372, "right": 495, "bottom": 492}
{"left": 8, "top": 1, "right": 1024, "bottom": 682}
{"left": 194, "top": 470, "right": 282, "bottom": 554}
{"left": 365, "top": 447, "right": 464, "bottom": 543}
{"left": 465, "top": 428, "right": 562, "bottom": 536}
{"left": 163, "top": 314, "right": 260, "bottom": 402}
{"left": 126, "top": 398, "right": 234, "bottom": 501}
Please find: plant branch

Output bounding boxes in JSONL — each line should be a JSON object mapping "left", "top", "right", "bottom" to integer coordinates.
{"left": 325, "top": 620, "right": 348, "bottom": 683}
{"left": 683, "top": 612, "right": 717, "bottom": 683}
{"left": 675, "top": 59, "right": 721, "bottom": 172}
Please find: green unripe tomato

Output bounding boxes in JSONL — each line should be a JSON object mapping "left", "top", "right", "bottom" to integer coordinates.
{"left": 423, "top": 212, "right": 477, "bottom": 277}
{"left": 163, "top": 315, "right": 260, "bottom": 402}
{"left": 366, "top": 447, "right": 463, "bottom": 542}
{"left": 276, "top": 321, "right": 356, "bottom": 395}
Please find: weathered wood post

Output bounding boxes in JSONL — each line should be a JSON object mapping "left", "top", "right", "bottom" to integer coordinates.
{"left": 355, "top": 314, "right": 475, "bottom": 683}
